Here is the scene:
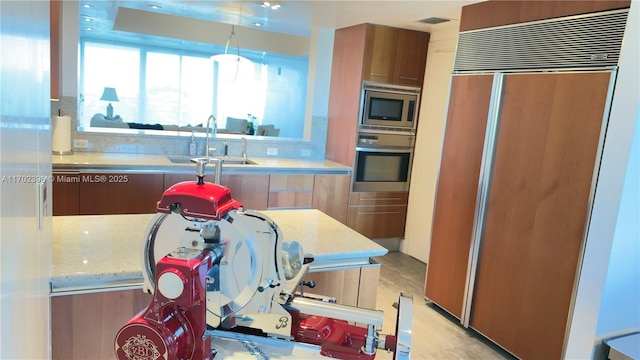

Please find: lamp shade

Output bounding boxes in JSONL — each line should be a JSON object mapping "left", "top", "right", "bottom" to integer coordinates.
{"left": 100, "top": 87, "right": 119, "bottom": 102}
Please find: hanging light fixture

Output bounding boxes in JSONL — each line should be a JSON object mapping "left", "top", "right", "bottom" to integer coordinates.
{"left": 211, "top": 25, "right": 252, "bottom": 83}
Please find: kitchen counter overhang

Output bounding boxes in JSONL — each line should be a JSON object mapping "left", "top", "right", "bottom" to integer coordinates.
{"left": 51, "top": 209, "right": 387, "bottom": 295}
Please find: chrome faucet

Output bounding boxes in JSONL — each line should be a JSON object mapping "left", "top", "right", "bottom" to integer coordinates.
{"left": 242, "top": 137, "right": 247, "bottom": 159}
{"left": 205, "top": 115, "right": 217, "bottom": 157}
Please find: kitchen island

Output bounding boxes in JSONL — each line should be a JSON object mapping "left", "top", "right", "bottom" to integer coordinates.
{"left": 51, "top": 209, "right": 387, "bottom": 359}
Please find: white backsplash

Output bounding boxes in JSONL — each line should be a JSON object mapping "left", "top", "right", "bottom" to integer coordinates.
{"left": 52, "top": 96, "right": 327, "bottom": 159}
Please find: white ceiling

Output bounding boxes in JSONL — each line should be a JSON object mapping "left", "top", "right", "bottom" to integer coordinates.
{"left": 80, "top": 1, "right": 478, "bottom": 50}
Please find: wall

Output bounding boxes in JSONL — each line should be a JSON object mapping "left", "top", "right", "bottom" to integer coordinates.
{"left": 594, "top": 101, "right": 639, "bottom": 358}
{"left": 402, "top": 12, "right": 460, "bottom": 263}
{"left": 564, "top": 1, "right": 639, "bottom": 358}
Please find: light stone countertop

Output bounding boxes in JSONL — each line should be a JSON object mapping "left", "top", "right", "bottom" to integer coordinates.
{"left": 51, "top": 209, "right": 387, "bottom": 294}
{"left": 52, "top": 152, "right": 351, "bottom": 175}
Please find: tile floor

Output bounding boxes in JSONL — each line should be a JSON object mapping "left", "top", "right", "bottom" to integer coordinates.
{"left": 372, "top": 252, "right": 516, "bottom": 360}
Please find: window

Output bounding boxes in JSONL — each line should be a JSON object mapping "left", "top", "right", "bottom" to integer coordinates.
{"left": 79, "top": 38, "right": 308, "bottom": 137}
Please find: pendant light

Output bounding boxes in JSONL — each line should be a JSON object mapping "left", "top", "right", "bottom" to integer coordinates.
{"left": 211, "top": 25, "right": 251, "bottom": 83}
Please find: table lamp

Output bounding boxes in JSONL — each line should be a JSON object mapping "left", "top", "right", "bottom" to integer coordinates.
{"left": 100, "top": 87, "right": 119, "bottom": 119}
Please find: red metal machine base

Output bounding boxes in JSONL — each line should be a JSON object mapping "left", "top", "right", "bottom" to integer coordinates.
{"left": 115, "top": 250, "right": 213, "bottom": 360}
{"left": 291, "top": 312, "right": 394, "bottom": 360}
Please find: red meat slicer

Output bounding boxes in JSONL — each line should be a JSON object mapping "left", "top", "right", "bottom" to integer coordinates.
{"left": 114, "top": 158, "right": 412, "bottom": 360}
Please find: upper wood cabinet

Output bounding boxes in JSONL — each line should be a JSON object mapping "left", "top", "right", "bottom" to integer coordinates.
{"left": 362, "top": 24, "right": 430, "bottom": 87}
{"left": 393, "top": 29, "right": 430, "bottom": 86}
{"left": 363, "top": 25, "right": 398, "bottom": 83}
{"left": 50, "top": 0, "right": 61, "bottom": 100}
{"left": 459, "top": 0, "right": 630, "bottom": 31}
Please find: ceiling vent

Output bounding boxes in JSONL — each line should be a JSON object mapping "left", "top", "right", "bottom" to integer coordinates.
{"left": 418, "top": 17, "right": 451, "bottom": 25}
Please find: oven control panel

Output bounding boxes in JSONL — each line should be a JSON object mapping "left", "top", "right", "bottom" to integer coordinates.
{"left": 357, "top": 132, "right": 415, "bottom": 148}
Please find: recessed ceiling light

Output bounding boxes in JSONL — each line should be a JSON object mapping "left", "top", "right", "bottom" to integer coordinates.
{"left": 260, "top": 1, "right": 281, "bottom": 10}
{"left": 148, "top": 4, "right": 161, "bottom": 9}
{"left": 84, "top": 18, "right": 93, "bottom": 22}
{"left": 254, "top": 22, "right": 262, "bottom": 27}
{"left": 82, "top": 4, "right": 92, "bottom": 8}
{"left": 86, "top": 27, "right": 93, "bottom": 31}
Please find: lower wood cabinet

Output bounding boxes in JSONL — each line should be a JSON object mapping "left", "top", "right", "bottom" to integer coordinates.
{"left": 312, "top": 174, "right": 351, "bottom": 224}
{"left": 79, "top": 173, "right": 164, "bottom": 215}
{"left": 51, "top": 289, "right": 152, "bottom": 360}
{"left": 347, "top": 191, "right": 409, "bottom": 239}
{"left": 268, "top": 174, "right": 314, "bottom": 209}
{"left": 164, "top": 173, "right": 270, "bottom": 210}
{"left": 52, "top": 172, "right": 164, "bottom": 216}
{"left": 52, "top": 170, "right": 351, "bottom": 224}
{"left": 52, "top": 172, "right": 80, "bottom": 215}
{"left": 303, "top": 263, "right": 380, "bottom": 309}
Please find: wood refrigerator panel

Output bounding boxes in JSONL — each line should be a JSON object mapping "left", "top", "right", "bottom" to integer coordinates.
{"left": 424, "top": 74, "right": 494, "bottom": 318}
{"left": 468, "top": 71, "right": 614, "bottom": 359}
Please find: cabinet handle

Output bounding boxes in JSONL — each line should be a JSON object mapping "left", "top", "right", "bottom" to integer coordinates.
{"left": 369, "top": 72, "right": 389, "bottom": 77}
{"left": 360, "top": 197, "right": 403, "bottom": 201}
{"left": 357, "top": 211, "right": 402, "bottom": 215}
{"left": 399, "top": 76, "right": 418, "bottom": 80}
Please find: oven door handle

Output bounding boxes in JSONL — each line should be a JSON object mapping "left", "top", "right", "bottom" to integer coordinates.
{"left": 356, "top": 147, "right": 412, "bottom": 153}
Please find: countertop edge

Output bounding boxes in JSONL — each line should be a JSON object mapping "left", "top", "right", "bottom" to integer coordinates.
{"left": 50, "top": 254, "right": 386, "bottom": 294}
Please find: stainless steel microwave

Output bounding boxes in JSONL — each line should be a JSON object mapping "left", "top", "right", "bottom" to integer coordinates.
{"left": 360, "top": 81, "right": 420, "bottom": 131}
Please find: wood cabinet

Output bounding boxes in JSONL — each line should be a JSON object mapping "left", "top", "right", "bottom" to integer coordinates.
{"left": 50, "top": 0, "right": 61, "bottom": 99}
{"left": 347, "top": 191, "right": 409, "bottom": 239}
{"left": 362, "top": 25, "right": 430, "bottom": 87}
{"left": 362, "top": 25, "right": 398, "bottom": 83}
{"left": 459, "top": 0, "right": 630, "bottom": 32}
{"left": 304, "top": 263, "right": 380, "bottom": 309}
{"left": 312, "top": 174, "right": 351, "bottom": 224}
{"left": 393, "top": 29, "right": 430, "bottom": 86}
{"left": 53, "top": 170, "right": 350, "bottom": 223}
{"left": 52, "top": 171, "right": 164, "bottom": 216}
{"left": 268, "top": 174, "right": 314, "bottom": 209}
{"left": 51, "top": 289, "right": 152, "bottom": 360}
{"left": 164, "top": 173, "right": 270, "bottom": 211}
{"left": 52, "top": 172, "right": 80, "bottom": 215}
{"left": 78, "top": 173, "right": 164, "bottom": 215}
{"left": 326, "top": 23, "right": 429, "bottom": 165}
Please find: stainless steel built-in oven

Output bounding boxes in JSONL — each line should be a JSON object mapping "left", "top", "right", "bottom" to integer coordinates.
{"left": 360, "top": 81, "right": 420, "bottom": 131}
{"left": 353, "top": 132, "right": 415, "bottom": 192}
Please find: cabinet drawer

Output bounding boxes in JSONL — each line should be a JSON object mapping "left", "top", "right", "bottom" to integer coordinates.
{"left": 349, "top": 191, "right": 409, "bottom": 206}
{"left": 269, "top": 174, "right": 314, "bottom": 192}
{"left": 347, "top": 204, "right": 408, "bottom": 239}
{"left": 268, "top": 192, "right": 313, "bottom": 209}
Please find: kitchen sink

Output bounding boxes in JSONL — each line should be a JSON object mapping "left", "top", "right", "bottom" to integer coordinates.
{"left": 167, "top": 156, "right": 256, "bottom": 165}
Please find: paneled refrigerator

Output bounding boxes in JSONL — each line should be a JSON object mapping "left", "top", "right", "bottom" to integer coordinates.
{"left": 425, "top": 8, "right": 629, "bottom": 360}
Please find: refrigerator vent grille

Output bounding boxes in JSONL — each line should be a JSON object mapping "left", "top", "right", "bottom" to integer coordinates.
{"left": 454, "top": 9, "right": 628, "bottom": 72}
